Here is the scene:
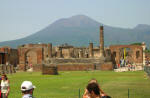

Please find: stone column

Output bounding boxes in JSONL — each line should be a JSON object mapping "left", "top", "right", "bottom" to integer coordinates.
{"left": 100, "top": 26, "right": 105, "bottom": 57}
{"left": 5, "top": 53, "right": 9, "bottom": 65}
{"left": 142, "top": 42, "right": 146, "bottom": 66}
{"left": 68, "top": 49, "right": 72, "bottom": 58}
{"left": 48, "top": 43, "right": 52, "bottom": 58}
{"left": 79, "top": 49, "right": 83, "bottom": 58}
{"left": 89, "top": 43, "right": 93, "bottom": 58}
{"left": 58, "top": 48, "right": 62, "bottom": 58}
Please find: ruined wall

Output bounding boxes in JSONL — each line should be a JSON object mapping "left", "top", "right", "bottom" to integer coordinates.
{"left": 57, "top": 64, "right": 95, "bottom": 71}
{"left": 93, "top": 48, "right": 100, "bottom": 58}
{"left": 100, "top": 62, "right": 113, "bottom": 70}
{"left": 145, "top": 52, "right": 150, "bottom": 65}
{"left": 9, "top": 49, "right": 18, "bottom": 67}
{"left": 33, "top": 64, "right": 42, "bottom": 71}
{"left": 0, "top": 47, "right": 18, "bottom": 66}
{"left": 48, "top": 58, "right": 101, "bottom": 64}
{"left": 62, "top": 48, "right": 73, "bottom": 58}
{"left": 17, "top": 25, "right": 113, "bottom": 71}
{"left": 18, "top": 44, "right": 45, "bottom": 70}
{"left": 42, "top": 58, "right": 112, "bottom": 71}
{"left": 0, "top": 47, "right": 9, "bottom": 64}
{"left": 18, "top": 43, "right": 113, "bottom": 71}
{"left": 42, "top": 65, "right": 58, "bottom": 75}
{"left": 110, "top": 45, "right": 143, "bottom": 65}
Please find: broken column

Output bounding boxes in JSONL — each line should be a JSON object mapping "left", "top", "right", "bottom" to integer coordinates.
{"left": 57, "top": 47, "right": 62, "bottom": 58}
{"left": 79, "top": 49, "right": 83, "bottom": 58}
{"left": 99, "top": 26, "right": 105, "bottom": 57}
{"left": 48, "top": 43, "right": 52, "bottom": 58}
{"left": 68, "top": 49, "right": 72, "bottom": 58}
{"left": 89, "top": 43, "right": 94, "bottom": 58}
{"left": 142, "top": 42, "right": 146, "bottom": 66}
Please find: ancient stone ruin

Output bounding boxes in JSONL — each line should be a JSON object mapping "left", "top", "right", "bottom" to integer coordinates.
{"left": 17, "top": 26, "right": 113, "bottom": 73}
{"left": 0, "top": 46, "right": 18, "bottom": 74}
{"left": 0, "top": 26, "right": 147, "bottom": 74}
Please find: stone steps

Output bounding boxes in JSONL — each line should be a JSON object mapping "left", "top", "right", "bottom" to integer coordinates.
{"left": 114, "top": 66, "right": 143, "bottom": 72}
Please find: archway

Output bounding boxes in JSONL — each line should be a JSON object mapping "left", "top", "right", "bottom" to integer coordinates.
{"left": 24, "top": 49, "right": 37, "bottom": 71}
{"left": 25, "top": 50, "right": 37, "bottom": 65}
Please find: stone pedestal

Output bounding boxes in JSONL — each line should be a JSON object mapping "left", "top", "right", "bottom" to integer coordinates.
{"left": 42, "top": 64, "right": 58, "bottom": 75}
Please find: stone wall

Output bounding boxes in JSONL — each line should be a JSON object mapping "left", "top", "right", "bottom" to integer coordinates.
{"left": 146, "top": 53, "right": 150, "bottom": 61}
{"left": 49, "top": 58, "right": 101, "bottom": 64}
{"left": 18, "top": 44, "right": 44, "bottom": 71}
{"left": 0, "top": 47, "right": 18, "bottom": 67}
{"left": 42, "top": 58, "right": 100, "bottom": 71}
{"left": 145, "top": 52, "right": 150, "bottom": 65}
{"left": 33, "top": 64, "right": 42, "bottom": 71}
{"left": 18, "top": 41, "right": 113, "bottom": 71}
{"left": 30, "top": 62, "right": 113, "bottom": 71}
{"left": 100, "top": 62, "right": 114, "bottom": 70}
{"left": 9, "top": 49, "right": 18, "bottom": 67}
{"left": 42, "top": 65, "right": 58, "bottom": 75}
{"left": 110, "top": 45, "right": 143, "bottom": 65}
{"left": 57, "top": 64, "right": 95, "bottom": 71}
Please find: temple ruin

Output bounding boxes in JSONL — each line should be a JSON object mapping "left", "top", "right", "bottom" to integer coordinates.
{"left": 18, "top": 26, "right": 113, "bottom": 72}
{"left": 0, "top": 26, "right": 147, "bottom": 73}
{"left": 109, "top": 43, "right": 145, "bottom": 68}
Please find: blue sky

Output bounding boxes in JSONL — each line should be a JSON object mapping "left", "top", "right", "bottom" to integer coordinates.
{"left": 0, "top": 0, "right": 150, "bottom": 42}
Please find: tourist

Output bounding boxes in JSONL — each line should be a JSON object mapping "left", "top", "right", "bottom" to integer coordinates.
{"left": 89, "top": 79, "right": 107, "bottom": 97}
{"left": 83, "top": 79, "right": 110, "bottom": 98}
{"left": 21, "top": 81, "right": 36, "bottom": 98}
{"left": 83, "top": 82, "right": 101, "bottom": 98}
{"left": 1, "top": 74, "right": 10, "bottom": 98}
{"left": 128, "top": 63, "right": 131, "bottom": 71}
{"left": 117, "top": 63, "right": 120, "bottom": 68}
{"left": 27, "top": 64, "right": 33, "bottom": 72}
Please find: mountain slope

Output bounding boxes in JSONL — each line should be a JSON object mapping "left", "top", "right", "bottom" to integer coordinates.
{"left": 0, "top": 15, "right": 150, "bottom": 48}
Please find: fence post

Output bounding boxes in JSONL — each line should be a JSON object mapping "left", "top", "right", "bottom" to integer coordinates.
{"left": 128, "top": 88, "right": 130, "bottom": 98}
{"left": 79, "top": 88, "right": 80, "bottom": 98}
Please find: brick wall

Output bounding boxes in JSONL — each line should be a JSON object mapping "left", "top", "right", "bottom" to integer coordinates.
{"left": 100, "top": 62, "right": 114, "bottom": 70}
{"left": 110, "top": 45, "right": 143, "bottom": 65}
{"left": 42, "top": 65, "right": 58, "bottom": 75}
{"left": 57, "top": 64, "right": 95, "bottom": 71}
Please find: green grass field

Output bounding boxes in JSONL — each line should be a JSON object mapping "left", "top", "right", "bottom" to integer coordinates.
{"left": 7, "top": 70, "right": 150, "bottom": 98}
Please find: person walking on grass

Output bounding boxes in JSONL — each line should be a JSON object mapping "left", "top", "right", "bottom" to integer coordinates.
{"left": 1, "top": 74, "right": 10, "bottom": 98}
{"left": 21, "top": 81, "right": 36, "bottom": 98}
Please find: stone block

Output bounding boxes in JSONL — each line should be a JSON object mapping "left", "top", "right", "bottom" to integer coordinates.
{"left": 42, "top": 65, "right": 58, "bottom": 75}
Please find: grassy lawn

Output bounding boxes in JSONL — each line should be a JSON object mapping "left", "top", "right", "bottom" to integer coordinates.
{"left": 7, "top": 70, "right": 150, "bottom": 98}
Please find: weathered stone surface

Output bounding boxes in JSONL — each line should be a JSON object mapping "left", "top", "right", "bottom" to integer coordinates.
{"left": 100, "top": 26, "right": 105, "bottom": 57}
{"left": 42, "top": 65, "right": 58, "bottom": 75}
{"left": 49, "top": 58, "right": 101, "bottom": 64}
{"left": 0, "top": 47, "right": 18, "bottom": 68}
{"left": 17, "top": 26, "right": 113, "bottom": 71}
{"left": 89, "top": 43, "right": 93, "bottom": 57}
{"left": 100, "top": 62, "right": 113, "bottom": 70}
{"left": 57, "top": 64, "right": 95, "bottom": 71}
{"left": 110, "top": 45, "right": 144, "bottom": 66}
